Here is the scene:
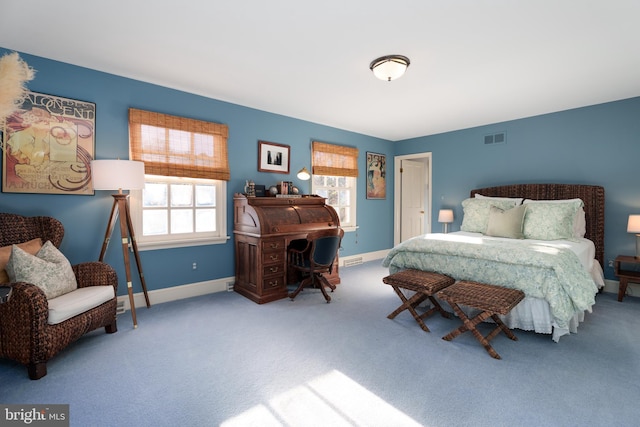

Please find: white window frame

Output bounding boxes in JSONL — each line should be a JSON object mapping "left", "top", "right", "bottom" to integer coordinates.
{"left": 130, "top": 175, "right": 228, "bottom": 251}
{"left": 312, "top": 175, "right": 357, "bottom": 232}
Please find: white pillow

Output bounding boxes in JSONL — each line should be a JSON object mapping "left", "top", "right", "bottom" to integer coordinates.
{"left": 474, "top": 194, "right": 524, "bottom": 205}
{"left": 523, "top": 198, "right": 586, "bottom": 238}
{"left": 522, "top": 199, "right": 583, "bottom": 240}
{"left": 6, "top": 240, "right": 78, "bottom": 299}
{"left": 574, "top": 208, "right": 586, "bottom": 238}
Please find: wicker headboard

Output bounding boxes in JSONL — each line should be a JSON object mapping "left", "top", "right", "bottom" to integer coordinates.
{"left": 470, "top": 184, "right": 605, "bottom": 266}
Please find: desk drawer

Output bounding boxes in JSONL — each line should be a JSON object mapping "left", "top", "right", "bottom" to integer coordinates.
{"left": 262, "top": 238, "right": 286, "bottom": 252}
{"left": 263, "top": 251, "right": 284, "bottom": 264}
{"left": 262, "top": 275, "right": 286, "bottom": 293}
{"left": 263, "top": 263, "right": 285, "bottom": 277}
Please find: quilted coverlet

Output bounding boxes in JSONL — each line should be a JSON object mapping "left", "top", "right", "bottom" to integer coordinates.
{"left": 382, "top": 233, "right": 599, "bottom": 330}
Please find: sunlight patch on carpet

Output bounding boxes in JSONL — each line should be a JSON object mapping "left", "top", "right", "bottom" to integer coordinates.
{"left": 221, "top": 370, "right": 423, "bottom": 426}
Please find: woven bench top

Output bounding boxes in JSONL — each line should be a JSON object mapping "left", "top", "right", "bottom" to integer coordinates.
{"left": 383, "top": 269, "right": 455, "bottom": 294}
{"left": 437, "top": 280, "right": 524, "bottom": 315}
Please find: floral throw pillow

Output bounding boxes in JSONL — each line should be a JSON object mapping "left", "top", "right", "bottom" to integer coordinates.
{"left": 0, "top": 238, "right": 42, "bottom": 283}
{"left": 522, "top": 200, "right": 583, "bottom": 240}
{"left": 6, "top": 240, "right": 78, "bottom": 299}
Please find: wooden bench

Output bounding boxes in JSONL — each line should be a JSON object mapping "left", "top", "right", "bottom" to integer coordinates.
{"left": 437, "top": 280, "right": 525, "bottom": 359}
{"left": 382, "top": 269, "right": 455, "bottom": 332}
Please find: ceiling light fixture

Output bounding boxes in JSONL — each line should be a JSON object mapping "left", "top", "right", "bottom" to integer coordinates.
{"left": 369, "top": 54, "right": 410, "bottom": 81}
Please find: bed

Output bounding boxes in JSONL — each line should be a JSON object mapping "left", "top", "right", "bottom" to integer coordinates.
{"left": 382, "top": 183, "right": 605, "bottom": 342}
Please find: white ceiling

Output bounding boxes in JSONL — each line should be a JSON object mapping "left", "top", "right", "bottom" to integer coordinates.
{"left": 2, "top": 1, "right": 639, "bottom": 141}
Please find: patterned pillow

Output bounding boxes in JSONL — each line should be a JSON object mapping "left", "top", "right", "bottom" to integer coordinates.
{"left": 6, "top": 240, "right": 78, "bottom": 299}
{"left": 522, "top": 200, "right": 583, "bottom": 240}
{"left": 523, "top": 198, "right": 586, "bottom": 238}
{"left": 0, "top": 238, "right": 43, "bottom": 283}
{"left": 460, "top": 198, "right": 520, "bottom": 233}
{"left": 474, "top": 194, "right": 524, "bottom": 205}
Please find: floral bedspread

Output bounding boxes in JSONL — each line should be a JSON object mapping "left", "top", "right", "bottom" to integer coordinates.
{"left": 382, "top": 233, "right": 599, "bottom": 330}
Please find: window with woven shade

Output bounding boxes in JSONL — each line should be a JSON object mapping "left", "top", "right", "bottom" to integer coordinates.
{"left": 128, "top": 108, "right": 229, "bottom": 249}
{"left": 311, "top": 141, "right": 359, "bottom": 230}
{"left": 129, "top": 108, "right": 230, "bottom": 180}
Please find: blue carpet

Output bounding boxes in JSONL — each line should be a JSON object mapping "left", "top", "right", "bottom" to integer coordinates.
{"left": 1, "top": 261, "right": 640, "bottom": 426}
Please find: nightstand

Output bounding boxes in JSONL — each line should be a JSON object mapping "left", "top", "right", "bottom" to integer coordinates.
{"left": 614, "top": 255, "right": 640, "bottom": 302}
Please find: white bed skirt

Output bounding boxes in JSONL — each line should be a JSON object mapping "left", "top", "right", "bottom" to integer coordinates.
{"left": 411, "top": 260, "right": 603, "bottom": 342}
{"left": 469, "top": 296, "right": 591, "bottom": 343}
{"left": 423, "top": 294, "right": 593, "bottom": 343}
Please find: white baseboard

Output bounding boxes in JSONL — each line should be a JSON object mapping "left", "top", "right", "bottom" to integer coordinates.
{"left": 117, "top": 250, "right": 390, "bottom": 311}
{"left": 603, "top": 278, "right": 639, "bottom": 298}
{"left": 340, "top": 250, "right": 388, "bottom": 267}
{"left": 118, "top": 251, "right": 630, "bottom": 311}
{"left": 117, "top": 276, "right": 234, "bottom": 312}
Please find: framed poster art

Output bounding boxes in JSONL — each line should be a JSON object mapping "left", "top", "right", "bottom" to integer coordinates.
{"left": 2, "top": 91, "right": 95, "bottom": 195}
{"left": 366, "top": 151, "right": 386, "bottom": 199}
{"left": 258, "top": 140, "right": 290, "bottom": 174}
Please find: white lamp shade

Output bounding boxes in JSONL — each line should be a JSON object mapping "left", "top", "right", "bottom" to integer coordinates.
{"left": 297, "top": 167, "right": 311, "bottom": 181}
{"left": 91, "top": 160, "right": 145, "bottom": 191}
{"left": 438, "top": 209, "right": 454, "bottom": 223}
{"left": 628, "top": 215, "right": 640, "bottom": 233}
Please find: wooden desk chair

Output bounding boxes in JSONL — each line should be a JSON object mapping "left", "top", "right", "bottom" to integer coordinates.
{"left": 288, "top": 228, "right": 344, "bottom": 303}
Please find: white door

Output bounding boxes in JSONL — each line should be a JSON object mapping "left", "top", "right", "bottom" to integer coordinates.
{"left": 400, "top": 159, "right": 425, "bottom": 242}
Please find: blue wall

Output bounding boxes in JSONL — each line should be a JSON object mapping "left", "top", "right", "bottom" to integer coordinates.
{"left": 2, "top": 47, "right": 637, "bottom": 292}
{"left": 396, "top": 97, "right": 640, "bottom": 279}
{"left": 0, "top": 48, "right": 394, "bottom": 296}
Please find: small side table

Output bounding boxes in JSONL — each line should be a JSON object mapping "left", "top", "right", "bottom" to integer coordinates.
{"left": 614, "top": 255, "right": 640, "bottom": 302}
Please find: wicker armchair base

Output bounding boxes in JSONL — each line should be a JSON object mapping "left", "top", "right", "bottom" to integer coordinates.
{"left": 0, "top": 213, "right": 119, "bottom": 380}
{"left": 382, "top": 269, "right": 455, "bottom": 333}
{"left": 437, "top": 280, "right": 525, "bottom": 359}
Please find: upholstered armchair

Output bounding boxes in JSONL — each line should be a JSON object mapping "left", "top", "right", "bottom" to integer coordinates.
{"left": 0, "top": 213, "right": 118, "bottom": 379}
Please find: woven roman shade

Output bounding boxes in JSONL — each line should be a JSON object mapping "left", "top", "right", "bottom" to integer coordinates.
{"left": 311, "top": 141, "right": 359, "bottom": 177}
{"left": 129, "top": 108, "right": 230, "bottom": 181}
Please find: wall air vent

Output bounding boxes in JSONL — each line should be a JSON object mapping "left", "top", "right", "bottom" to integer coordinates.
{"left": 343, "top": 257, "right": 363, "bottom": 267}
{"left": 484, "top": 131, "right": 506, "bottom": 145}
{"left": 116, "top": 300, "right": 125, "bottom": 315}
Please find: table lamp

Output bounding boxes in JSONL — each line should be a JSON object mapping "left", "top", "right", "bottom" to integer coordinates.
{"left": 627, "top": 215, "right": 640, "bottom": 258}
{"left": 91, "top": 159, "right": 150, "bottom": 328}
{"left": 438, "top": 209, "right": 454, "bottom": 233}
{"left": 296, "top": 167, "right": 311, "bottom": 180}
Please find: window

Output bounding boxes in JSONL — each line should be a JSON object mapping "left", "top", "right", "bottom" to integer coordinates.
{"left": 312, "top": 175, "right": 356, "bottom": 228}
{"left": 128, "top": 108, "right": 230, "bottom": 249}
{"left": 311, "top": 141, "right": 358, "bottom": 231}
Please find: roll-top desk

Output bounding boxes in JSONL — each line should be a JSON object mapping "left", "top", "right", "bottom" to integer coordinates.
{"left": 233, "top": 193, "right": 341, "bottom": 304}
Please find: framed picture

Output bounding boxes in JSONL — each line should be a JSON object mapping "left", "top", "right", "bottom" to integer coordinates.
{"left": 366, "top": 151, "right": 386, "bottom": 199}
{"left": 258, "top": 140, "right": 290, "bottom": 174}
{"left": 2, "top": 91, "right": 96, "bottom": 195}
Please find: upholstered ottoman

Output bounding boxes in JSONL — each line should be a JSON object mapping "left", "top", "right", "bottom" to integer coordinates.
{"left": 382, "top": 269, "right": 455, "bottom": 332}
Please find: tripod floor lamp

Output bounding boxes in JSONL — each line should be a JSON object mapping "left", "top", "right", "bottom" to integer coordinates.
{"left": 91, "top": 159, "right": 150, "bottom": 328}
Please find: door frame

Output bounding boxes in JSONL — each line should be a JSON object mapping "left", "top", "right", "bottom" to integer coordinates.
{"left": 393, "top": 152, "right": 432, "bottom": 246}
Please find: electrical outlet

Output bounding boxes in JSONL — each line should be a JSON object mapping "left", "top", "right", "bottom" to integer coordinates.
{"left": 192, "top": 262, "right": 197, "bottom": 270}
{"left": 608, "top": 260, "right": 614, "bottom": 268}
